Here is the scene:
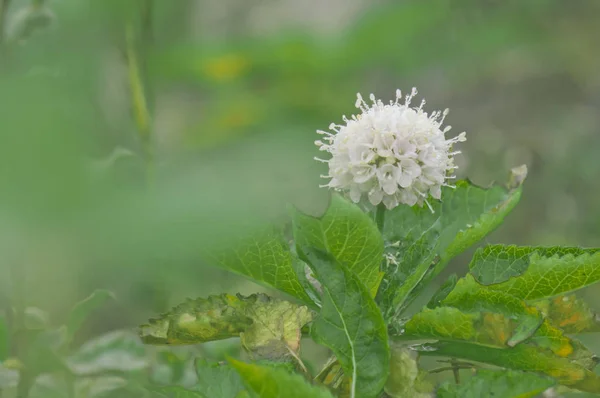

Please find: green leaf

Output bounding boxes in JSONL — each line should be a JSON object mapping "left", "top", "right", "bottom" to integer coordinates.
{"left": 74, "top": 376, "right": 129, "bottom": 398}
{"left": 469, "top": 246, "right": 600, "bottom": 300}
{"left": 195, "top": 359, "right": 248, "bottom": 398}
{"left": 439, "top": 274, "right": 543, "bottom": 346}
{"left": 67, "top": 331, "right": 148, "bottom": 375}
{"left": 384, "top": 346, "right": 433, "bottom": 398}
{"left": 400, "top": 306, "right": 600, "bottom": 392}
{"left": 533, "top": 295, "right": 600, "bottom": 334}
{"left": 415, "top": 341, "right": 600, "bottom": 393}
{"left": 230, "top": 358, "right": 334, "bottom": 398}
{"left": 437, "top": 369, "right": 555, "bottom": 398}
{"left": 426, "top": 274, "right": 457, "bottom": 309}
{"left": 66, "top": 289, "right": 115, "bottom": 345}
{"left": 380, "top": 169, "right": 525, "bottom": 317}
{"left": 140, "top": 294, "right": 312, "bottom": 361}
{"left": 208, "top": 228, "right": 313, "bottom": 305}
{"left": 298, "top": 247, "right": 389, "bottom": 398}
{"left": 292, "top": 194, "right": 384, "bottom": 297}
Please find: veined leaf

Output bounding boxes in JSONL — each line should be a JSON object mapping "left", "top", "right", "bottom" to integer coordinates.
{"left": 469, "top": 246, "right": 600, "bottom": 300}
{"left": 194, "top": 360, "right": 248, "bottom": 398}
{"left": 298, "top": 247, "right": 389, "bottom": 398}
{"left": 208, "top": 228, "right": 313, "bottom": 305}
{"left": 439, "top": 274, "right": 543, "bottom": 346}
{"left": 415, "top": 341, "right": 600, "bottom": 393}
{"left": 292, "top": 194, "right": 384, "bottom": 297}
{"left": 533, "top": 295, "right": 600, "bottom": 334}
{"left": 437, "top": 369, "right": 555, "bottom": 398}
{"left": 230, "top": 359, "right": 334, "bottom": 398}
{"left": 380, "top": 167, "right": 525, "bottom": 317}
{"left": 400, "top": 306, "right": 600, "bottom": 392}
{"left": 140, "top": 294, "right": 312, "bottom": 361}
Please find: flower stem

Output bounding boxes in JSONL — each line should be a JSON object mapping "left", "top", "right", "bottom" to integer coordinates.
{"left": 375, "top": 203, "right": 386, "bottom": 233}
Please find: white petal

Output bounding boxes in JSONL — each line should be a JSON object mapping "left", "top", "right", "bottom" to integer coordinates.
{"left": 368, "top": 188, "right": 384, "bottom": 206}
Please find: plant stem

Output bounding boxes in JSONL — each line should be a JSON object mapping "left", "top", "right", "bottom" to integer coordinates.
{"left": 451, "top": 358, "right": 461, "bottom": 384}
{"left": 375, "top": 203, "right": 386, "bottom": 233}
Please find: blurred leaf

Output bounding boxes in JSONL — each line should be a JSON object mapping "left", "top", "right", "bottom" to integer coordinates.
{"left": 470, "top": 246, "right": 600, "bottom": 300}
{"left": 437, "top": 369, "right": 555, "bottom": 398}
{"left": 66, "top": 289, "right": 115, "bottom": 345}
{"left": 151, "top": 350, "right": 194, "bottom": 387}
{"left": 380, "top": 170, "right": 525, "bottom": 317}
{"left": 150, "top": 386, "right": 206, "bottom": 398}
{"left": 0, "top": 362, "right": 19, "bottom": 388}
{"left": 533, "top": 295, "right": 600, "bottom": 334}
{"left": 292, "top": 194, "right": 384, "bottom": 297}
{"left": 194, "top": 359, "right": 248, "bottom": 398}
{"left": 298, "top": 247, "right": 389, "bottom": 398}
{"left": 229, "top": 358, "right": 334, "bottom": 398}
{"left": 67, "top": 331, "right": 148, "bottom": 376}
{"left": 208, "top": 229, "right": 313, "bottom": 305}
{"left": 439, "top": 274, "right": 543, "bottom": 346}
{"left": 75, "top": 376, "right": 129, "bottom": 398}
{"left": 29, "top": 374, "right": 68, "bottom": 398}
{"left": 140, "top": 294, "right": 312, "bottom": 360}
{"left": 384, "top": 346, "right": 433, "bottom": 398}
{"left": 24, "top": 307, "right": 50, "bottom": 330}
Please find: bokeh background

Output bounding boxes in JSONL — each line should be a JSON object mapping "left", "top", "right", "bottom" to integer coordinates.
{"left": 1, "top": 0, "right": 600, "bottom": 382}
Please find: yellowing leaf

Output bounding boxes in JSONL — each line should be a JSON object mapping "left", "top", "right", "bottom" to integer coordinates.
{"left": 140, "top": 294, "right": 312, "bottom": 361}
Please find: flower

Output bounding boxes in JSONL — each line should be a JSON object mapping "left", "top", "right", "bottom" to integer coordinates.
{"left": 315, "top": 88, "right": 466, "bottom": 211}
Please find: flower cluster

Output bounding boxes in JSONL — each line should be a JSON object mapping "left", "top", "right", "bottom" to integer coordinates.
{"left": 315, "top": 88, "right": 466, "bottom": 211}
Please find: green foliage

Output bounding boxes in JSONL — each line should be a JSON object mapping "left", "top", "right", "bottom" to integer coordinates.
{"left": 230, "top": 358, "right": 334, "bottom": 398}
{"left": 298, "top": 247, "right": 389, "bottom": 398}
{"left": 140, "top": 293, "right": 312, "bottom": 361}
{"left": 292, "top": 194, "right": 385, "bottom": 297}
{"left": 533, "top": 295, "right": 600, "bottom": 334}
{"left": 208, "top": 230, "right": 314, "bottom": 305}
{"left": 194, "top": 360, "right": 248, "bottom": 398}
{"left": 384, "top": 346, "right": 433, "bottom": 398}
{"left": 437, "top": 369, "right": 555, "bottom": 398}
{"left": 470, "top": 245, "right": 600, "bottom": 300}
{"left": 379, "top": 172, "right": 525, "bottom": 317}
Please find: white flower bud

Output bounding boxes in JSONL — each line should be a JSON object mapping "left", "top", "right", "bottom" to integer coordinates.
{"left": 316, "top": 89, "right": 466, "bottom": 211}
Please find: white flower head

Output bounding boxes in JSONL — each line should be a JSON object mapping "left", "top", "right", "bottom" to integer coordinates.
{"left": 315, "top": 88, "right": 466, "bottom": 211}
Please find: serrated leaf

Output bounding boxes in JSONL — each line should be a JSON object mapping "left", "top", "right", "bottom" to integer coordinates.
{"left": 194, "top": 359, "right": 248, "bottom": 398}
{"left": 292, "top": 194, "right": 384, "bottom": 297}
{"left": 298, "top": 247, "right": 389, "bottom": 398}
{"left": 140, "top": 294, "right": 253, "bottom": 345}
{"left": 437, "top": 369, "right": 555, "bottom": 398}
{"left": 67, "top": 331, "right": 148, "bottom": 375}
{"left": 415, "top": 341, "right": 600, "bottom": 393}
{"left": 140, "top": 294, "right": 312, "bottom": 361}
{"left": 534, "top": 295, "right": 600, "bottom": 334}
{"left": 230, "top": 358, "right": 334, "bottom": 398}
{"left": 380, "top": 172, "right": 524, "bottom": 317}
{"left": 439, "top": 274, "right": 543, "bottom": 346}
{"left": 469, "top": 246, "right": 600, "bottom": 300}
{"left": 208, "top": 229, "right": 313, "bottom": 305}
{"left": 66, "top": 290, "right": 115, "bottom": 345}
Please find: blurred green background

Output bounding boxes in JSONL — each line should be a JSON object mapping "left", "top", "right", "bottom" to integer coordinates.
{"left": 1, "top": 0, "right": 600, "bottom": 371}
